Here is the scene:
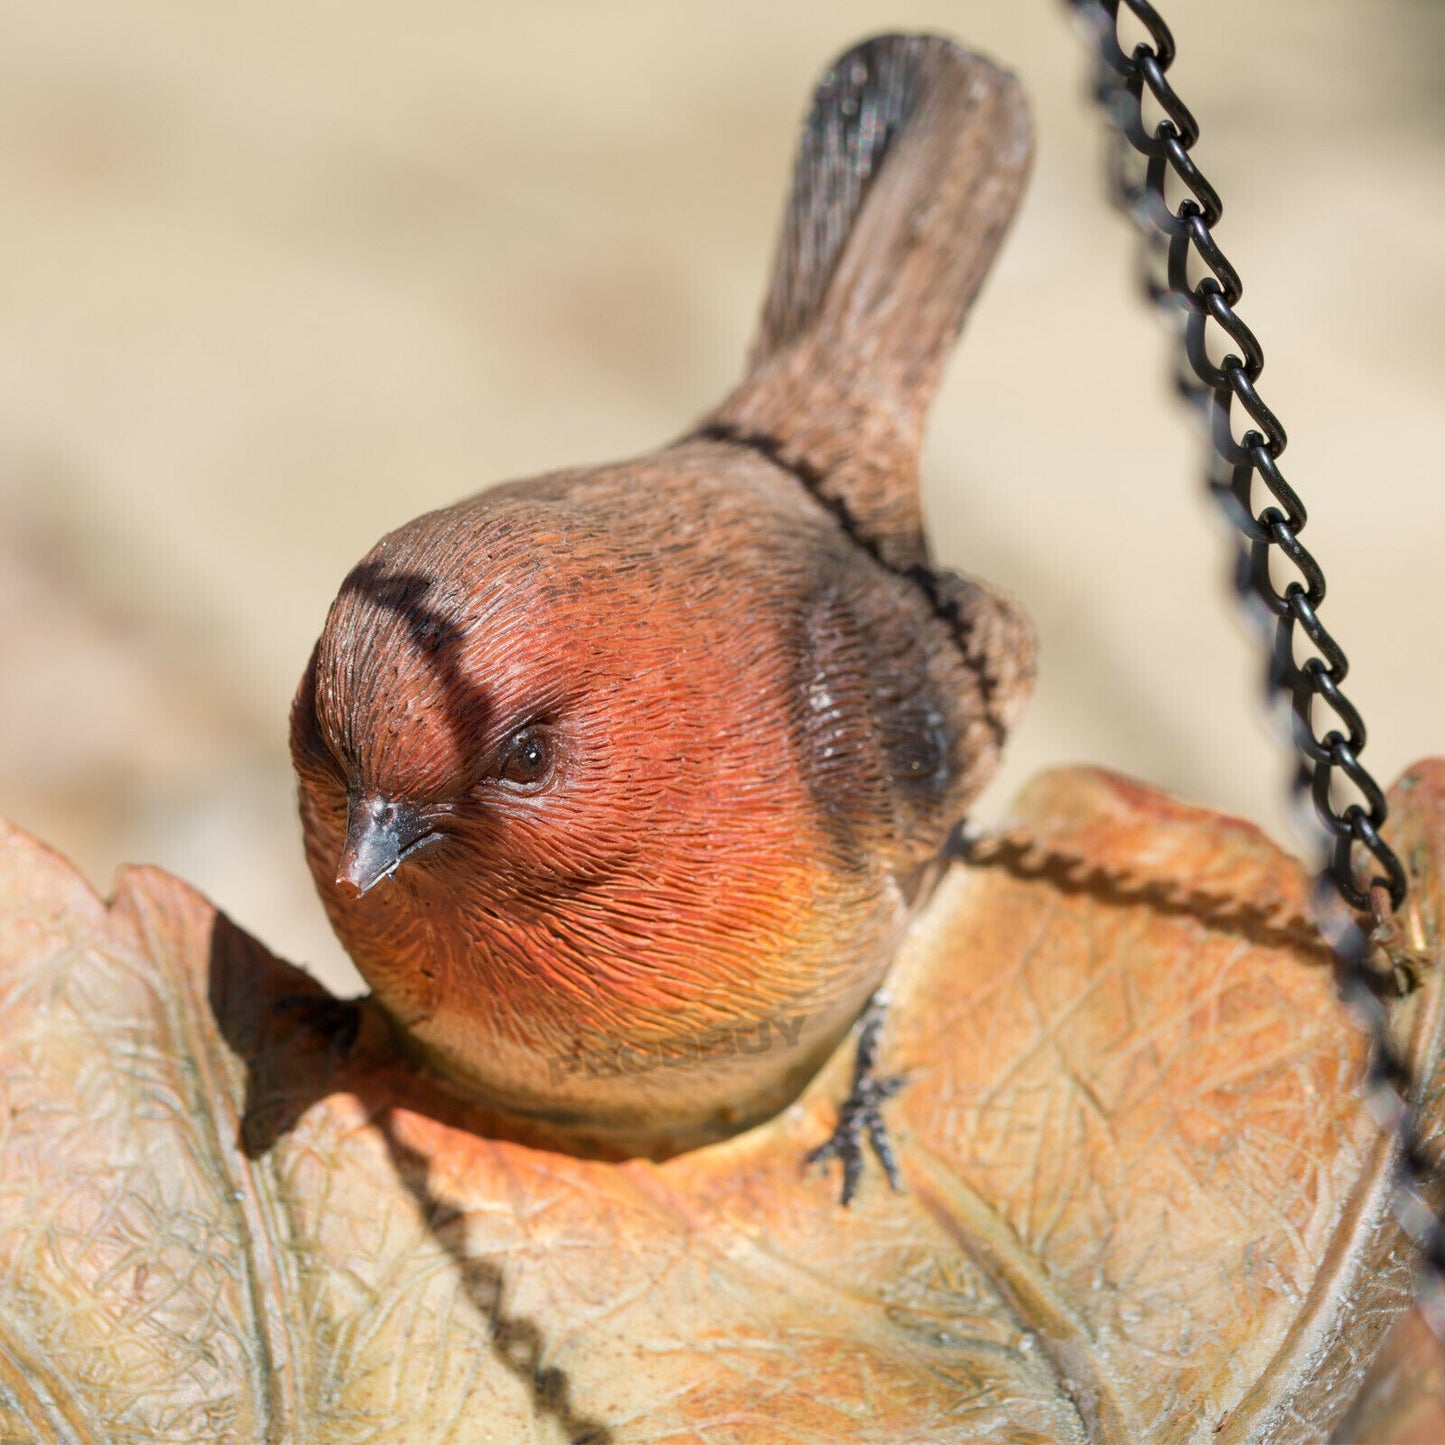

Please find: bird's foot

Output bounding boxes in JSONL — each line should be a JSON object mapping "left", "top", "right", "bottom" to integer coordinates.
{"left": 807, "top": 992, "right": 907, "bottom": 1206}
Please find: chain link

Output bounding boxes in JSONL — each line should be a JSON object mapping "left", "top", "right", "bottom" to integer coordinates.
{"left": 1066, "top": 0, "right": 1443, "bottom": 1342}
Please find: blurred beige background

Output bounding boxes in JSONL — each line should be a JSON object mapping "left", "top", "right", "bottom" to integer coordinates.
{"left": 1, "top": 1, "right": 1441, "bottom": 995}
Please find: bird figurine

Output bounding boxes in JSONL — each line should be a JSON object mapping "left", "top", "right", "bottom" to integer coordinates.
{"left": 291, "top": 33, "right": 1035, "bottom": 1196}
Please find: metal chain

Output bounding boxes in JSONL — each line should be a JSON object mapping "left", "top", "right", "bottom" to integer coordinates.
{"left": 1065, "top": 0, "right": 1444, "bottom": 1340}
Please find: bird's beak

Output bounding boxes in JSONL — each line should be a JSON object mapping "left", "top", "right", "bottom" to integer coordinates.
{"left": 336, "top": 793, "right": 440, "bottom": 899}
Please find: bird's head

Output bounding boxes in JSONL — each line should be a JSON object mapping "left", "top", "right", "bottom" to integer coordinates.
{"left": 291, "top": 489, "right": 702, "bottom": 922}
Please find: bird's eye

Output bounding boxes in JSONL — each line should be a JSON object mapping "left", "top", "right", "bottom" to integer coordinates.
{"left": 498, "top": 727, "right": 552, "bottom": 787}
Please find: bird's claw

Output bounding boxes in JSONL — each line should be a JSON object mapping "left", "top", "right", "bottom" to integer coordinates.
{"left": 807, "top": 994, "right": 907, "bottom": 1206}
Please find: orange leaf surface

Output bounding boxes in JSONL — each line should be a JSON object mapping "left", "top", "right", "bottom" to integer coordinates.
{"left": 1, "top": 763, "right": 1442, "bottom": 1442}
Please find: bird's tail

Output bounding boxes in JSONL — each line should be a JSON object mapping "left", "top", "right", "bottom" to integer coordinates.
{"left": 702, "top": 35, "right": 1032, "bottom": 572}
